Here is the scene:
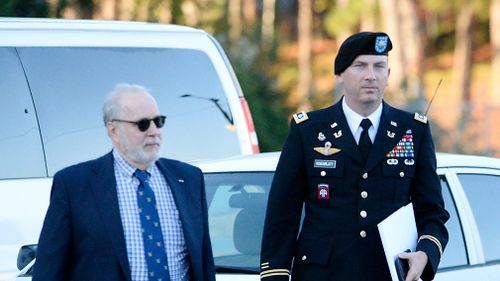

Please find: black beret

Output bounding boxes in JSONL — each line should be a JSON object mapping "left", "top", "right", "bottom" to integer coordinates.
{"left": 334, "top": 32, "right": 393, "bottom": 74}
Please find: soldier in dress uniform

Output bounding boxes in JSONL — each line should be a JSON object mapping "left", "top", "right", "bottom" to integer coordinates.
{"left": 260, "top": 32, "right": 449, "bottom": 281}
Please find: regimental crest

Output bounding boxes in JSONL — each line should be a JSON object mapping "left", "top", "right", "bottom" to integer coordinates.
{"left": 375, "top": 36, "right": 389, "bottom": 53}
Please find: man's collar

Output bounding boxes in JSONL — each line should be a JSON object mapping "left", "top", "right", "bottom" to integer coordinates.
{"left": 342, "top": 97, "right": 383, "bottom": 131}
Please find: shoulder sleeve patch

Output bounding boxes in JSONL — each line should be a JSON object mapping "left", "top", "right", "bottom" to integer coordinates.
{"left": 414, "top": 112, "right": 428, "bottom": 124}
{"left": 293, "top": 111, "right": 309, "bottom": 124}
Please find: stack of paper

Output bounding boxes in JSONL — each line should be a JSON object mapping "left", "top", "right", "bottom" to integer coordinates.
{"left": 377, "top": 203, "right": 417, "bottom": 281}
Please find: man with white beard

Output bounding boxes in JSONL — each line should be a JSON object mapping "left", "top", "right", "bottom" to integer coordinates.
{"left": 33, "top": 84, "right": 215, "bottom": 281}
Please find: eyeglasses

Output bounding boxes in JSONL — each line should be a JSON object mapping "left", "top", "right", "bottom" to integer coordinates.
{"left": 111, "top": 115, "right": 166, "bottom": 132}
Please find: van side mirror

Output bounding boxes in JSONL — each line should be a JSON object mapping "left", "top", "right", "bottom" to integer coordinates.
{"left": 17, "top": 244, "right": 37, "bottom": 270}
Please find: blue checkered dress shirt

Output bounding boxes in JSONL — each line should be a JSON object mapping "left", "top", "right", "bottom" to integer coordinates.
{"left": 113, "top": 150, "right": 189, "bottom": 281}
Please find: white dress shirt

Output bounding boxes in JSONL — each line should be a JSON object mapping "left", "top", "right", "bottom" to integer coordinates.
{"left": 342, "top": 98, "right": 383, "bottom": 144}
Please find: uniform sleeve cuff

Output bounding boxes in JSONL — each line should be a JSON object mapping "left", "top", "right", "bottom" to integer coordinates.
{"left": 416, "top": 236, "right": 442, "bottom": 280}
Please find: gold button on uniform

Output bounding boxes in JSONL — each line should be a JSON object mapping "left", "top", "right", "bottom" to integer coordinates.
{"left": 362, "top": 173, "right": 368, "bottom": 179}
{"left": 400, "top": 172, "right": 405, "bottom": 178}
{"left": 361, "top": 191, "right": 368, "bottom": 198}
{"left": 360, "top": 230, "right": 367, "bottom": 238}
{"left": 302, "top": 255, "right": 307, "bottom": 261}
{"left": 360, "top": 210, "right": 367, "bottom": 218}
{"left": 320, "top": 171, "right": 326, "bottom": 177}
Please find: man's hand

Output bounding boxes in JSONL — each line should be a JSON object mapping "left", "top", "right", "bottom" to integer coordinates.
{"left": 398, "top": 250, "right": 428, "bottom": 281}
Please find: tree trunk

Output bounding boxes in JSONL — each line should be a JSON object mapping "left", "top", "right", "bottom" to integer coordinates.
{"left": 491, "top": 0, "right": 500, "bottom": 103}
{"left": 181, "top": 0, "right": 200, "bottom": 26}
{"left": 378, "top": 0, "right": 405, "bottom": 97}
{"left": 454, "top": 4, "right": 474, "bottom": 102}
{"left": 117, "top": 0, "right": 134, "bottom": 20}
{"left": 453, "top": 3, "right": 474, "bottom": 152}
{"left": 95, "top": 0, "right": 114, "bottom": 19}
{"left": 261, "top": 0, "right": 275, "bottom": 50}
{"left": 398, "top": 0, "right": 426, "bottom": 105}
{"left": 243, "top": 0, "right": 256, "bottom": 26}
{"left": 360, "top": 0, "right": 376, "bottom": 31}
{"left": 297, "top": 0, "right": 313, "bottom": 111}
{"left": 229, "top": 0, "right": 242, "bottom": 44}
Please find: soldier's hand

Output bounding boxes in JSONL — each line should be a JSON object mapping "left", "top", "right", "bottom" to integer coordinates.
{"left": 398, "top": 250, "right": 428, "bottom": 281}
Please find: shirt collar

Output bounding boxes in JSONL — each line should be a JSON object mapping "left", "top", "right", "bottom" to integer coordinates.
{"left": 342, "top": 97, "right": 383, "bottom": 134}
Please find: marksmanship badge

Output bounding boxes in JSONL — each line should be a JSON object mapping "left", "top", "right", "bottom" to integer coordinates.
{"left": 375, "top": 36, "right": 388, "bottom": 53}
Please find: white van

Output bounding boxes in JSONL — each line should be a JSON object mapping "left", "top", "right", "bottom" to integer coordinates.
{"left": 0, "top": 17, "right": 259, "bottom": 277}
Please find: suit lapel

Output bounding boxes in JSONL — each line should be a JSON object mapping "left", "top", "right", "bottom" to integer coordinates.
{"left": 155, "top": 160, "right": 197, "bottom": 233}
{"left": 365, "top": 103, "right": 406, "bottom": 171}
{"left": 90, "top": 153, "right": 131, "bottom": 281}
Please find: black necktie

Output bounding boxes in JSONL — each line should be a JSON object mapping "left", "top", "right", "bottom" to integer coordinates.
{"left": 134, "top": 169, "right": 171, "bottom": 281}
{"left": 359, "top": 118, "right": 373, "bottom": 161}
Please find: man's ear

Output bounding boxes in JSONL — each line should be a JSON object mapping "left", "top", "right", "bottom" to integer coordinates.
{"left": 106, "top": 122, "right": 120, "bottom": 143}
{"left": 335, "top": 74, "right": 343, "bottom": 84}
{"left": 387, "top": 68, "right": 391, "bottom": 86}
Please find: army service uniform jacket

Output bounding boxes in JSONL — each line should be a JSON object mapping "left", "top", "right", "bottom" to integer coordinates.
{"left": 260, "top": 99, "right": 449, "bottom": 281}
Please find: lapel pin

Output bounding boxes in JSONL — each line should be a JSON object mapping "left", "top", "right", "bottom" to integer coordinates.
{"left": 330, "top": 122, "right": 338, "bottom": 128}
{"left": 325, "top": 141, "right": 332, "bottom": 148}
{"left": 387, "top": 158, "right": 398, "bottom": 165}
{"left": 178, "top": 179, "right": 185, "bottom": 183}
{"left": 318, "top": 132, "right": 326, "bottom": 141}
{"left": 333, "top": 130, "right": 342, "bottom": 138}
{"left": 390, "top": 121, "right": 397, "bottom": 127}
{"left": 387, "top": 131, "right": 395, "bottom": 138}
{"left": 404, "top": 159, "right": 415, "bottom": 166}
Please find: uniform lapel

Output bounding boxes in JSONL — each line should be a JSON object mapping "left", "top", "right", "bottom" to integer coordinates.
{"left": 324, "top": 101, "right": 364, "bottom": 164}
{"left": 364, "top": 103, "right": 406, "bottom": 172}
{"left": 90, "top": 153, "right": 131, "bottom": 281}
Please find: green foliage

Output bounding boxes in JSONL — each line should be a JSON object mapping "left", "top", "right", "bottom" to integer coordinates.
{"left": 240, "top": 66, "right": 289, "bottom": 152}
{"left": 0, "top": 0, "right": 49, "bottom": 17}
{"left": 220, "top": 28, "right": 289, "bottom": 152}
{"left": 323, "top": 0, "right": 365, "bottom": 37}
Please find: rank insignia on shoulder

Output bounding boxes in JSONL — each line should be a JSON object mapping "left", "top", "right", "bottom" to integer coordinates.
{"left": 414, "top": 112, "right": 428, "bottom": 124}
{"left": 293, "top": 111, "right": 309, "bottom": 124}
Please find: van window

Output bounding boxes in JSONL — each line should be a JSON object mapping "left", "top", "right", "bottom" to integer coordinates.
{"left": 0, "top": 48, "right": 46, "bottom": 179}
{"left": 17, "top": 47, "right": 241, "bottom": 175}
{"left": 458, "top": 173, "right": 500, "bottom": 263}
{"left": 439, "top": 176, "right": 468, "bottom": 269}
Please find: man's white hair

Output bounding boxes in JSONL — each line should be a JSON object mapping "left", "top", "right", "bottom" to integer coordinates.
{"left": 102, "top": 83, "right": 152, "bottom": 124}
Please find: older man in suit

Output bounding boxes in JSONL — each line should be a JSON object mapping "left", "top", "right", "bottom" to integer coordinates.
{"left": 33, "top": 84, "right": 215, "bottom": 281}
{"left": 260, "top": 32, "right": 449, "bottom": 281}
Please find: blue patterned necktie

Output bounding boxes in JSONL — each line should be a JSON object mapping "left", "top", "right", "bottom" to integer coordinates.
{"left": 134, "top": 169, "right": 171, "bottom": 281}
{"left": 359, "top": 118, "right": 373, "bottom": 161}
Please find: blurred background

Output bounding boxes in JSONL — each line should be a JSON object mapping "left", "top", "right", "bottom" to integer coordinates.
{"left": 2, "top": 0, "right": 500, "bottom": 157}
